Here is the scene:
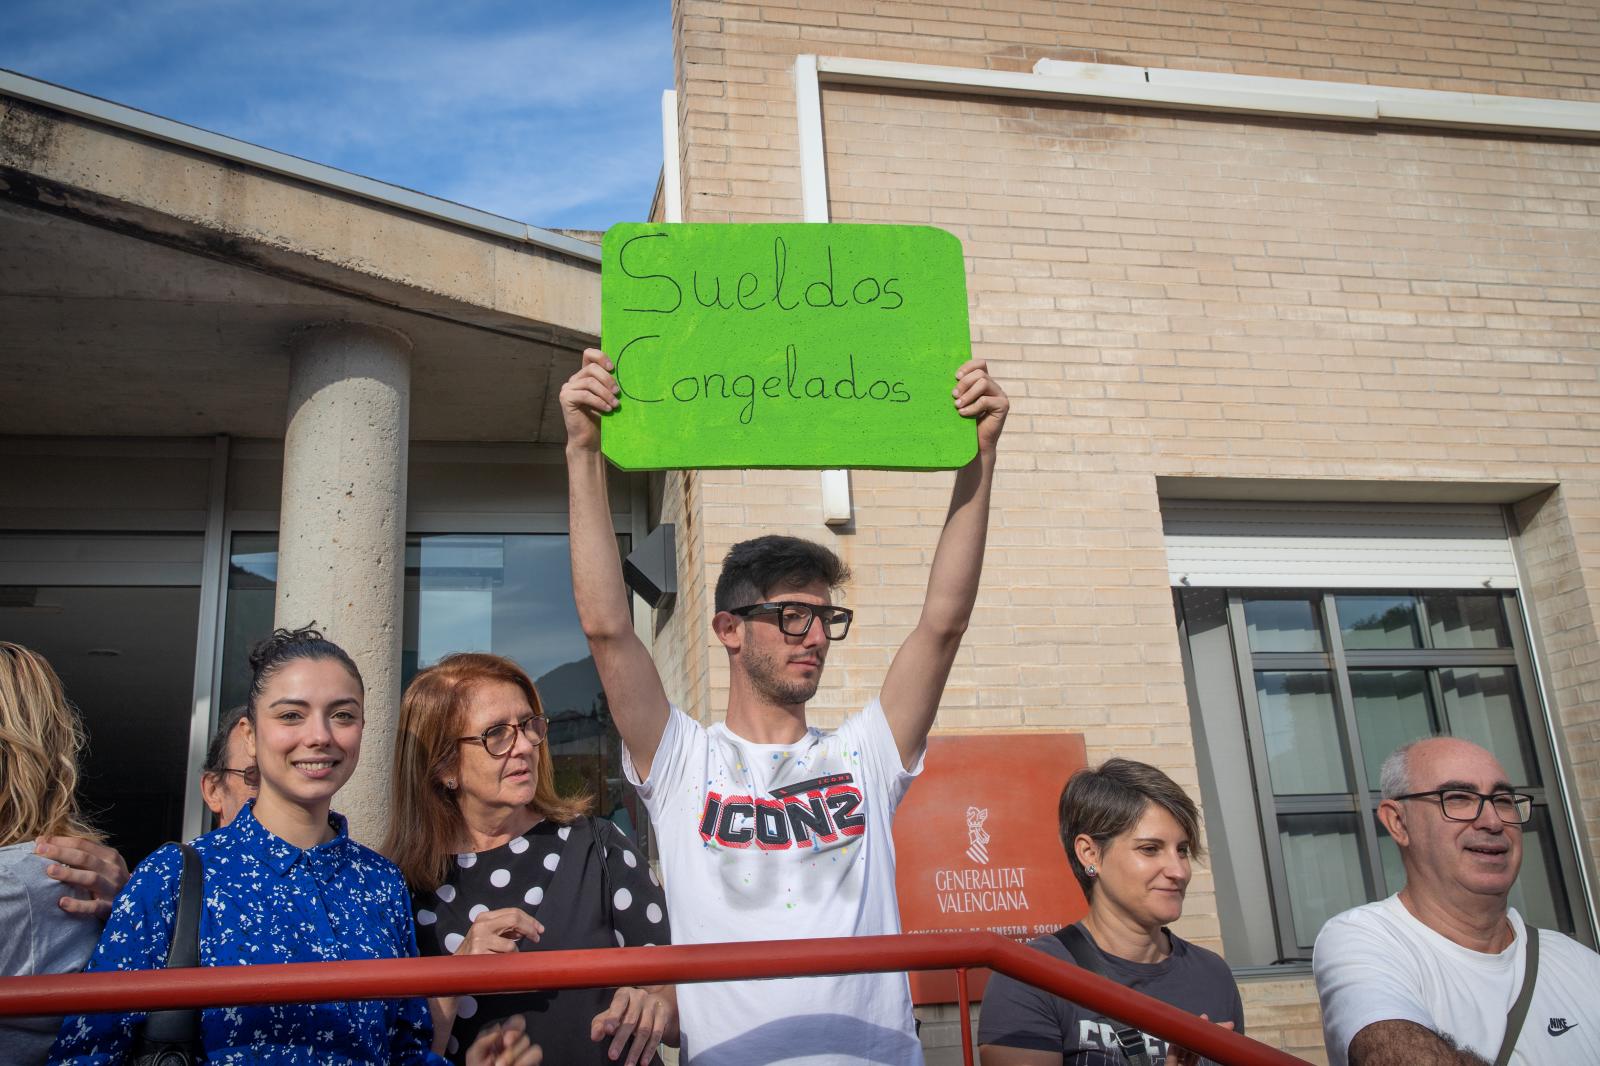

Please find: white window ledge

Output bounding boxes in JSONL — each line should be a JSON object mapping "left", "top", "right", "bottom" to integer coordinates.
{"left": 808, "top": 54, "right": 1600, "bottom": 140}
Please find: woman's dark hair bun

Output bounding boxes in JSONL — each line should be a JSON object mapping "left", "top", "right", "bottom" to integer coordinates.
{"left": 244, "top": 622, "right": 364, "bottom": 718}
{"left": 248, "top": 624, "right": 329, "bottom": 674}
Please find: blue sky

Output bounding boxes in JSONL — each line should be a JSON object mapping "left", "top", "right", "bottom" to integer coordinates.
{"left": 0, "top": 0, "right": 672, "bottom": 231}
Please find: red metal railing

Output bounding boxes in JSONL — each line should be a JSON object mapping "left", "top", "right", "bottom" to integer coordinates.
{"left": 0, "top": 932, "right": 1310, "bottom": 1066}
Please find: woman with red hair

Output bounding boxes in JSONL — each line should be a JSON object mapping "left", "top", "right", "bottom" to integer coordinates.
{"left": 386, "top": 653, "right": 676, "bottom": 1066}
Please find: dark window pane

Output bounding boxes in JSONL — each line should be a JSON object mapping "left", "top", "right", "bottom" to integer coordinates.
{"left": 1243, "top": 597, "right": 1325, "bottom": 652}
{"left": 1351, "top": 670, "right": 1437, "bottom": 790}
{"left": 221, "top": 533, "right": 279, "bottom": 713}
{"left": 1256, "top": 670, "right": 1350, "bottom": 794}
{"left": 1336, "top": 595, "right": 1422, "bottom": 650}
{"left": 1508, "top": 807, "right": 1573, "bottom": 933}
{"left": 1280, "top": 812, "right": 1366, "bottom": 953}
{"left": 402, "top": 534, "right": 640, "bottom": 837}
{"left": 1423, "top": 593, "right": 1510, "bottom": 650}
{"left": 4, "top": 581, "right": 200, "bottom": 866}
{"left": 1439, "top": 667, "right": 1540, "bottom": 787}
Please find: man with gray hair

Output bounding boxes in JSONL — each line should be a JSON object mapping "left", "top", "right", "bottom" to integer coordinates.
{"left": 1313, "top": 736, "right": 1598, "bottom": 1065}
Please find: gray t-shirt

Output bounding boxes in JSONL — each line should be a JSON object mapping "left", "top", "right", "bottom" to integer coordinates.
{"left": 0, "top": 841, "right": 103, "bottom": 1066}
{"left": 978, "top": 924, "right": 1244, "bottom": 1065}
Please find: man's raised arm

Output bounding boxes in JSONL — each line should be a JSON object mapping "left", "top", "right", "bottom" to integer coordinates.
{"left": 563, "top": 348, "right": 673, "bottom": 781}
{"left": 880, "top": 359, "right": 1008, "bottom": 768}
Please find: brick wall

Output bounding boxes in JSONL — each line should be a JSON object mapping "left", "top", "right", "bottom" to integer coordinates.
{"left": 1514, "top": 488, "right": 1600, "bottom": 861}
{"left": 812, "top": 76, "right": 1600, "bottom": 876}
{"left": 1241, "top": 978, "right": 1332, "bottom": 1065}
{"left": 675, "top": 0, "right": 1600, "bottom": 223}
{"left": 653, "top": 468, "right": 713, "bottom": 717}
{"left": 665, "top": 0, "right": 1600, "bottom": 1057}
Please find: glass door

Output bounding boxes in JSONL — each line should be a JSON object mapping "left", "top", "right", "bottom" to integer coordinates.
{"left": 0, "top": 533, "right": 203, "bottom": 864}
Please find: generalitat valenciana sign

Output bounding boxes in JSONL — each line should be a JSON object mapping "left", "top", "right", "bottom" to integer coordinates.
{"left": 892, "top": 733, "right": 1089, "bottom": 1004}
{"left": 599, "top": 223, "right": 976, "bottom": 471}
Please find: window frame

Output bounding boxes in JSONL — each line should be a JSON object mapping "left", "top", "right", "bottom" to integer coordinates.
{"left": 1178, "top": 586, "right": 1593, "bottom": 969}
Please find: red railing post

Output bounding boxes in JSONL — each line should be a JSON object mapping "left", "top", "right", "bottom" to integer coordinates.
{"left": 956, "top": 966, "right": 975, "bottom": 1066}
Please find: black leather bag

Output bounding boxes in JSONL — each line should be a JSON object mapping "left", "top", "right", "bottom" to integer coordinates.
{"left": 128, "top": 843, "right": 204, "bottom": 1066}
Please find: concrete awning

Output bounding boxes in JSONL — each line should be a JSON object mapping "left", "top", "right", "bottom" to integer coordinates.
{"left": 0, "top": 70, "right": 601, "bottom": 442}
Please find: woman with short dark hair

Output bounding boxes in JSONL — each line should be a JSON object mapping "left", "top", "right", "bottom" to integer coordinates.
{"left": 978, "top": 758, "right": 1243, "bottom": 1066}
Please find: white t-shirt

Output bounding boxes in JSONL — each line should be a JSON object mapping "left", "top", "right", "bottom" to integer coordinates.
{"left": 1314, "top": 894, "right": 1600, "bottom": 1065}
{"left": 625, "top": 700, "right": 925, "bottom": 1066}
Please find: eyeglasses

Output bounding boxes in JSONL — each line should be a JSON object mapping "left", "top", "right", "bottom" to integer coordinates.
{"left": 728, "top": 601, "right": 854, "bottom": 641}
{"left": 219, "top": 766, "right": 259, "bottom": 788}
{"left": 456, "top": 713, "right": 548, "bottom": 757}
{"left": 1394, "top": 789, "right": 1534, "bottom": 825}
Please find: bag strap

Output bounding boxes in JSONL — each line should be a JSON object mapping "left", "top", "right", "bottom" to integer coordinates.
{"left": 588, "top": 816, "right": 615, "bottom": 933}
{"left": 533, "top": 820, "right": 588, "bottom": 927}
{"left": 1493, "top": 925, "right": 1540, "bottom": 1066}
{"left": 139, "top": 842, "right": 204, "bottom": 1043}
{"left": 1053, "top": 924, "right": 1154, "bottom": 1066}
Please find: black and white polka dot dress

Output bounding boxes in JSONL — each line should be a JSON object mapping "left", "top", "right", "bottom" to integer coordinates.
{"left": 412, "top": 816, "right": 670, "bottom": 1064}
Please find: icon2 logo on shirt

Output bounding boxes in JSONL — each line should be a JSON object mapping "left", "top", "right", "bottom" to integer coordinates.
{"left": 697, "top": 773, "right": 866, "bottom": 849}
{"left": 1548, "top": 1018, "right": 1578, "bottom": 1037}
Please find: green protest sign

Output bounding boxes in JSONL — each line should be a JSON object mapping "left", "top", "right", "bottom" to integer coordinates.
{"left": 599, "top": 223, "right": 976, "bottom": 470}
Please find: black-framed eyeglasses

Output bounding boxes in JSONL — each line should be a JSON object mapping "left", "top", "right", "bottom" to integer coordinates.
{"left": 456, "top": 713, "right": 548, "bottom": 757}
{"left": 728, "top": 601, "right": 854, "bottom": 641}
{"left": 1393, "top": 789, "right": 1533, "bottom": 825}
{"left": 219, "top": 766, "right": 259, "bottom": 788}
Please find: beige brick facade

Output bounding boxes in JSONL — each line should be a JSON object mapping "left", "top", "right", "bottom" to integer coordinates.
{"left": 661, "top": 1, "right": 1600, "bottom": 1060}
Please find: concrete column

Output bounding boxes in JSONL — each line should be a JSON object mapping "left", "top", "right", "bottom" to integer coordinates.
{"left": 275, "top": 322, "right": 412, "bottom": 845}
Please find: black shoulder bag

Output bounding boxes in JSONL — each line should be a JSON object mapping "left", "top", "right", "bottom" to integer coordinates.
{"left": 1054, "top": 924, "right": 1154, "bottom": 1066}
{"left": 129, "top": 843, "right": 205, "bottom": 1066}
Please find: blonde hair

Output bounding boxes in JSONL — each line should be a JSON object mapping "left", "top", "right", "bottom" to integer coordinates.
{"left": 0, "top": 642, "right": 102, "bottom": 846}
{"left": 383, "top": 653, "right": 590, "bottom": 892}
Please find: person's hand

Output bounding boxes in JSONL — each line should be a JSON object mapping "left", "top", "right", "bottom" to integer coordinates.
{"left": 562, "top": 348, "right": 620, "bottom": 452}
{"left": 1164, "top": 1015, "right": 1234, "bottom": 1066}
{"left": 953, "top": 358, "right": 1008, "bottom": 454}
{"left": 465, "top": 1013, "right": 543, "bottom": 1066}
{"left": 455, "top": 908, "right": 545, "bottom": 955}
{"left": 34, "top": 836, "right": 129, "bottom": 920}
{"left": 590, "top": 986, "right": 672, "bottom": 1065}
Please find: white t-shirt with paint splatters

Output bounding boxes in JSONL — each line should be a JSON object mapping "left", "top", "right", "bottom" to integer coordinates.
{"left": 625, "top": 699, "right": 925, "bottom": 1066}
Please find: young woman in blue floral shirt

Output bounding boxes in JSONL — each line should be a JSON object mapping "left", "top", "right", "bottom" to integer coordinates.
{"left": 49, "top": 627, "right": 540, "bottom": 1066}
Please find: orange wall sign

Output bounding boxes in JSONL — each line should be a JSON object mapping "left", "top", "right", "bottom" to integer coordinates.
{"left": 893, "top": 732, "right": 1088, "bottom": 1003}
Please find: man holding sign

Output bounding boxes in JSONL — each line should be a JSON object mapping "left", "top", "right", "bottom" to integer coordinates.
{"left": 563, "top": 346, "right": 1006, "bottom": 1065}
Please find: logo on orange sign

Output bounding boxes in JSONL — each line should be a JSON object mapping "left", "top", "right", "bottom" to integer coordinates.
{"left": 965, "top": 806, "right": 990, "bottom": 865}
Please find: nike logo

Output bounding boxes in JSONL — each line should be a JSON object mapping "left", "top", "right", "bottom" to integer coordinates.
{"left": 1547, "top": 1018, "right": 1578, "bottom": 1037}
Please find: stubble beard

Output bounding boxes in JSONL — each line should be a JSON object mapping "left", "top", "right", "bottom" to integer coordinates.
{"left": 745, "top": 645, "right": 823, "bottom": 706}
